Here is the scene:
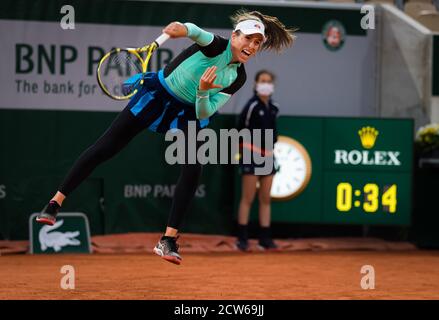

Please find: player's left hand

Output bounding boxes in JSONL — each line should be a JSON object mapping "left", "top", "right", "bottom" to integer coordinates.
{"left": 199, "top": 66, "right": 223, "bottom": 91}
{"left": 162, "top": 22, "right": 187, "bottom": 38}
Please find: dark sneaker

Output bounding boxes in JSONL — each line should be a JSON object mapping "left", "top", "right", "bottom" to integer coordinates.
{"left": 36, "top": 201, "right": 60, "bottom": 226}
{"left": 153, "top": 236, "right": 182, "bottom": 265}
{"left": 258, "top": 238, "right": 279, "bottom": 251}
{"left": 236, "top": 238, "right": 249, "bottom": 252}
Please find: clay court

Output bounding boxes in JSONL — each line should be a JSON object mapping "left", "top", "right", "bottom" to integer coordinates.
{"left": 1, "top": 250, "right": 439, "bottom": 300}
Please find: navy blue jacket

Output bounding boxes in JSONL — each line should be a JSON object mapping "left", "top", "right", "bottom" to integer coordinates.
{"left": 237, "top": 95, "right": 279, "bottom": 152}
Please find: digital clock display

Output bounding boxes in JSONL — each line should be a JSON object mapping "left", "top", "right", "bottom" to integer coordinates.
{"left": 336, "top": 183, "right": 397, "bottom": 213}
{"left": 322, "top": 172, "right": 411, "bottom": 224}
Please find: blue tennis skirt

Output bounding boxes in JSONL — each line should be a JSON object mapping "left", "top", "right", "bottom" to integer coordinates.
{"left": 126, "top": 70, "right": 210, "bottom": 134}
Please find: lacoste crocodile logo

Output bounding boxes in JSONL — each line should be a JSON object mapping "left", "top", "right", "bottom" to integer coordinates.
{"left": 39, "top": 220, "right": 81, "bottom": 252}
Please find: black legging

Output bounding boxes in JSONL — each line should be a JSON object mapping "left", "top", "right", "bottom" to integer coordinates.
{"left": 58, "top": 106, "right": 202, "bottom": 230}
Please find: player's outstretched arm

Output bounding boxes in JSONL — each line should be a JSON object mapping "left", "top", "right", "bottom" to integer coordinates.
{"left": 162, "top": 22, "right": 213, "bottom": 47}
{"left": 162, "top": 22, "right": 188, "bottom": 38}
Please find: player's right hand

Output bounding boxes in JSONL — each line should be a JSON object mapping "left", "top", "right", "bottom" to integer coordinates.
{"left": 162, "top": 22, "right": 187, "bottom": 38}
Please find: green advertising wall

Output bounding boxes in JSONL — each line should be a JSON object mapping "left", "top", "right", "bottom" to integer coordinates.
{"left": 1, "top": 110, "right": 413, "bottom": 240}
{"left": 0, "top": 0, "right": 366, "bottom": 35}
{"left": 0, "top": 109, "right": 238, "bottom": 240}
{"left": 239, "top": 117, "right": 413, "bottom": 226}
{"left": 0, "top": 0, "right": 411, "bottom": 240}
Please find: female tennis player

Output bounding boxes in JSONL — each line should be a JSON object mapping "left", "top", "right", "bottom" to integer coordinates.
{"left": 36, "top": 10, "right": 295, "bottom": 265}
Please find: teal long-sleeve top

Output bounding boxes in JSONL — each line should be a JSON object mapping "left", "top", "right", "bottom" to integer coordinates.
{"left": 161, "top": 23, "right": 247, "bottom": 120}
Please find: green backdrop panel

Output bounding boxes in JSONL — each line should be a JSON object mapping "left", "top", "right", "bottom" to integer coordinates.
{"left": 323, "top": 118, "right": 413, "bottom": 172}
{"left": 0, "top": 0, "right": 367, "bottom": 36}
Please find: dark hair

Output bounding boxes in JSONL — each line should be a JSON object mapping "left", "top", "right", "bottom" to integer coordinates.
{"left": 255, "top": 70, "right": 276, "bottom": 83}
{"left": 231, "top": 10, "right": 298, "bottom": 52}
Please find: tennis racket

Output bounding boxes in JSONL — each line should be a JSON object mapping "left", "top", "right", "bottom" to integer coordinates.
{"left": 97, "top": 33, "right": 170, "bottom": 100}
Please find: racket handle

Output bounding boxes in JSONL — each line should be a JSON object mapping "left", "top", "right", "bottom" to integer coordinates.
{"left": 154, "top": 33, "right": 170, "bottom": 47}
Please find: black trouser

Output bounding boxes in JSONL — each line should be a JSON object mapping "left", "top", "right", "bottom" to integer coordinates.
{"left": 58, "top": 106, "right": 202, "bottom": 230}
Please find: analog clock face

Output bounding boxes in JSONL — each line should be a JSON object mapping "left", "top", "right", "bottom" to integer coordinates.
{"left": 271, "top": 136, "right": 312, "bottom": 200}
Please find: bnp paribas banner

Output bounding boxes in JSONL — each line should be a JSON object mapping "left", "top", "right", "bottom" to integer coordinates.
{"left": 0, "top": 0, "right": 375, "bottom": 116}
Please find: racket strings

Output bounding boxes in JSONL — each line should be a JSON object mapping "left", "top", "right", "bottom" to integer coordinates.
{"left": 97, "top": 43, "right": 159, "bottom": 99}
{"left": 99, "top": 50, "right": 144, "bottom": 98}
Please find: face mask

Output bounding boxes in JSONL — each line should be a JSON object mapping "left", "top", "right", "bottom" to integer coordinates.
{"left": 256, "top": 83, "right": 274, "bottom": 96}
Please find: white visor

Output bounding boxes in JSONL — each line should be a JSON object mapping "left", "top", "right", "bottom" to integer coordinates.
{"left": 234, "top": 19, "right": 266, "bottom": 42}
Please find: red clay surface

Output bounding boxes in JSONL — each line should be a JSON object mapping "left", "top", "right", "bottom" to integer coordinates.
{"left": 1, "top": 251, "right": 439, "bottom": 300}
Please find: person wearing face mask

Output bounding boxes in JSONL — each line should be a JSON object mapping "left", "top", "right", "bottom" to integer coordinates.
{"left": 236, "top": 70, "right": 279, "bottom": 251}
